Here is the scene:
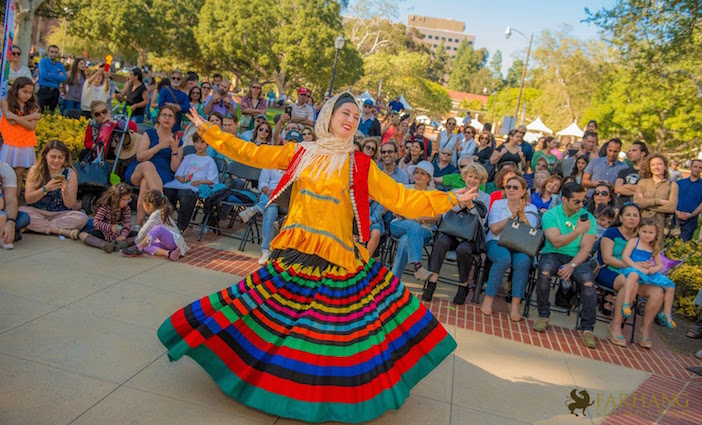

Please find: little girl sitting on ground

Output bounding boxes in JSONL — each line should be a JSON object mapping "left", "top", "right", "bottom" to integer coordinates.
{"left": 121, "top": 190, "right": 189, "bottom": 260}
{"left": 79, "top": 183, "right": 137, "bottom": 252}
{"left": 619, "top": 218, "right": 676, "bottom": 329}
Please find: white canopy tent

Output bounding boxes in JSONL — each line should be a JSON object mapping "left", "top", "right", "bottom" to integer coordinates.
{"left": 523, "top": 131, "right": 540, "bottom": 143}
{"left": 399, "top": 95, "right": 413, "bottom": 111}
{"left": 526, "top": 116, "right": 553, "bottom": 134}
{"left": 415, "top": 115, "right": 431, "bottom": 124}
{"left": 557, "top": 121, "right": 584, "bottom": 137}
{"left": 357, "top": 91, "right": 375, "bottom": 103}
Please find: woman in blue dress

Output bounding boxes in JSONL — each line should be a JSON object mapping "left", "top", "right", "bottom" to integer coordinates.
{"left": 125, "top": 105, "right": 183, "bottom": 225}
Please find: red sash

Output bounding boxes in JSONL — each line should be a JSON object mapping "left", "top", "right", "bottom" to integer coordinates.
{"left": 267, "top": 148, "right": 371, "bottom": 242}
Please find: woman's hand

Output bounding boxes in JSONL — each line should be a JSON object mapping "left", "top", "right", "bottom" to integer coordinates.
{"left": 44, "top": 178, "right": 64, "bottom": 192}
{"left": 175, "top": 176, "right": 187, "bottom": 183}
{"left": 168, "top": 135, "right": 179, "bottom": 151}
{"left": 185, "top": 107, "right": 206, "bottom": 128}
{"left": 454, "top": 186, "right": 479, "bottom": 206}
{"left": 111, "top": 224, "right": 120, "bottom": 233}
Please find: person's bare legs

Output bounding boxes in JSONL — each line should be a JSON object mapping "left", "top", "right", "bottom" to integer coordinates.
{"left": 130, "top": 162, "right": 163, "bottom": 225}
{"left": 639, "top": 284, "right": 664, "bottom": 340}
{"left": 367, "top": 229, "right": 381, "bottom": 258}
{"left": 608, "top": 275, "right": 631, "bottom": 339}
{"left": 12, "top": 167, "right": 25, "bottom": 202}
{"left": 509, "top": 297, "right": 523, "bottom": 321}
{"left": 480, "top": 295, "right": 494, "bottom": 316}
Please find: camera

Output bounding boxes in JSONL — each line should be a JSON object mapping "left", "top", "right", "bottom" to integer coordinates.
{"left": 285, "top": 105, "right": 292, "bottom": 116}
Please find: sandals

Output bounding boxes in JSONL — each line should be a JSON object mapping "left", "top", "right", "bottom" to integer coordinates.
{"left": 607, "top": 327, "right": 627, "bottom": 347}
{"left": 656, "top": 313, "right": 676, "bottom": 329}
{"left": 637, "top": 331, "right": 653, "bottom": 349}
{"left": 621, "top": 303, "right": 632, "bottom": 319}
{"left": 686, "top": 325, "right": 702, "bottom": 339}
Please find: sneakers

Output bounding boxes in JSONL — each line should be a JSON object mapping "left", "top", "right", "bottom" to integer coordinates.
{"left": 121, "top": 245, "right": 143, "bottom": 257}
{"left": 453, "top": 285, "right": 469, "bottom": 305}
{"left": 581, "top": 330, "right": 597, "bottom": 349}
{"left": 533, "top": 318, "right": 549, "bottom": 332}
{"left": 238, "top": 207, "right": 259, "bottom": 224}
{"left": 414, "top": 266, "right": 432, "bottom": 282}
{"left": 102, "top": 243, "right": 115, "bottom": 254}
{"left": 168, "top": 249, "right": 180, "bottom": 261}
{"left": 114, "top": 240, "right": 128, "bottom": 250}
{"left": 421, "top": 281, "right": 436, "bottom": 302}
{"left": 258, "top": 250, "right": 271, "bottom": 266}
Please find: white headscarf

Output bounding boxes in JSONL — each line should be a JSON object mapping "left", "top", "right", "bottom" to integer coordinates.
{"left": 289, "top": 91, "right": 357, "bottom": 183}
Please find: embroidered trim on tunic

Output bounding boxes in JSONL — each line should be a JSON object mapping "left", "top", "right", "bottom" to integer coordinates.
{"left": 279, "top": 223, "right": 355, "bottom": 252}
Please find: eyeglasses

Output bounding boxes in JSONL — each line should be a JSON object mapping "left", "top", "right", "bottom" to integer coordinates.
{"left": 93, "top": 109, "right": 109, "bottom": 118}
{"left": 381, "top": 149, "right": 395, "bottom": 154}
{"left": 570, "top": 199, "right": 585, "bottom": 206}
{"left": 251, "top": 86, "right": 261, "bottom": 89}
{"left": 302, "top": 131, "right": 312, "bottom": 136}
{"left": 363, "top": 104, "right": 372, "bottom": 108}
{"left": 594, "top": 190, "right": 610, "bottom": 196}
{"left": 191, "top": 91, "right": 201, "bottom": 95}
{"left": 440, "top": 151, "right": 452, "bottom": 155}
{"left": 505, "top": 184, "right": 521, "bottom": 191}
{"left": 160, "top": 114, "right": 176, "bottom": 119}
{"left": 202, "top": 85, "right": 211, "bottom": 89}
{"left": 447, "top": 122, "right": 456, "bottom": 125}
{"left": 258, "top": 128, "right": 271, "bottom": 133}
{"left": 11, "top": 51, "right": 21, "bottom": 56}
{"left": 171, "top": 77, "right": 182, "bottom": 81}
{"left": 363, "top": 145, "right": 377, "bottom": 152}
{"left": 479, "top": 137, "right": 489, "bottom": 140}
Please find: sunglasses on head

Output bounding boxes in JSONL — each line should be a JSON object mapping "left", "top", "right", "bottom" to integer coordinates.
{"left": 93, "top": 109, "right": 109, "bottom": 118}
{"left": 594, "top": 190, "right": 610, "bottom": 196}
{"left": 505, "top": 184, "right": 521, "bottom": 191}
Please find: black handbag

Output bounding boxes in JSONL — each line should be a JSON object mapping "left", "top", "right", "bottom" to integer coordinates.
{"left": 438, "top": 202, "right": 487, "bottom": 251}
{"left": 76, "top": 160, "right": 112, "bottom": 187}
{"left": 498, "top": 216, "right": 543, "bottom": 257}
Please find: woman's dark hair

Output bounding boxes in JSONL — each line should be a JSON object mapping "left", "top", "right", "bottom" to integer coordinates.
{"left": 494, "top": 164, "right": 521, "bottom": 190}
{"left": 506, "top": 175, "right": 530, "bottom": 201}
{"left": 130, "top": 67, "right": 143, "bottom": 83}
{"left": 67, "top": 58, "right": 86, "bottom": 86}
{"left": 570, "top": 154, "right": 590, "bottom": 178}
{"left": 142, "top": 189, "right": 175, "bottom": 226}
{"left": 404, "top": 139, "right": 426, "bottom": 165}
{"left": 246, "top": 80, "right": 263, "bottom": 100}
{"left": 97, "top": 183, "right": 133, "bottom": 224}
{"left": 612, "top": 202, "right": 641, "bottom": 227}
{"left": 586, "top": 182, "right": 617, "bottom": 213}
{"left": 7, "top": 77, "right": 38, "bottom": 115}
{"left": 188, "top": 86, "right": 202, "bottom": 103}
{"left": 253, "top": 120, "right": 273, "bottom": 144}
{"left": 207, "top": 111, "right": 224, "bottom": 124}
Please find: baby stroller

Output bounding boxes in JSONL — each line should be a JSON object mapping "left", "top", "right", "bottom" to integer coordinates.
{"left": 76, "top": 115, "right": 135, "bottom": 214}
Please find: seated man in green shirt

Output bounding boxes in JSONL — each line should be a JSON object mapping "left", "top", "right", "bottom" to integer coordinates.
{"left": 432, "top": 156, "right": 472, "bottom": 191}
{"left": 533, "top": 182, "right": 599, "bottom": 349}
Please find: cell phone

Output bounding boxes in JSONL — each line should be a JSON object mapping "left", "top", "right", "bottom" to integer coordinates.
{"left": 568, "top": 149, "right": 578, "bottom": 156}
{"left": 580, "top": 214, "right": 589, "bottom": 222}
{"left": 53, "top": 174, "right": 66, "bottom": 182}
{"left": 285, "top": 105, "right": 292, "bottom": 116}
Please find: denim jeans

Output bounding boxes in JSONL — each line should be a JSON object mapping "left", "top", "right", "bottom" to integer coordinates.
{"left": 390, "top": 219, "right": 432, "bottom": 277}
{"left": 130, "top": 115, "right": 144, "bottom": 124}
{"left": 14, "top": 211, "right": 30, "bottom": 241}
{"left": 680, "top": 216, "right": 699, "bottom": 242}
{"left": 536, "top": 252, "right": 597, "bottom": 331}
{"left": 61, "top": 99, "right": 80, "bottom": 113}
{"left": 484, "top": 240, "right": 532, "bottom": 298}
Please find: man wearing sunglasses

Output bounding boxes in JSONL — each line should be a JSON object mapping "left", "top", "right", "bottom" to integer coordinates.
{"left": 534, "top": 182, "right": 599, "bottom": 349}
{"left": 358, "top": 99, "right": 381, "bottom": 137}
{"left": 158, "top": 70, "right": 191, "bottom": 132}
{"left": 378, "top": 141, "right": 409, "bottom": 184}
{"left": 82, "top": 100, "right": 138, "bottom": 161}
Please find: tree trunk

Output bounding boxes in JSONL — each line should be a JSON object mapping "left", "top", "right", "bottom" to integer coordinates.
{"left": 273, "top": 71, "right": 286, "bottom": 98}
{"left": 16, "top": 0, "right": 47, "bottom": 63}
{"left": 136, "top": 48, "right": 149, "bottom": 67}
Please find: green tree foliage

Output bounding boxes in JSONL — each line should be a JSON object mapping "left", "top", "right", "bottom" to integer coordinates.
{"left": 586, "top": 0, "right": 702, "bottom": 153}
{"left": 504, "top": 59, "right": 524, "bottom": 88}
{"left": 448, "top": 40, "right": 488, "bottom": 93}
{"left": 359, "top": 51, "right": 451, "bottom": 116}
{"left": 488, "top": 49, "right": 505, "bottom": 89}
{"left": 197, "top": 0, "right": 362, "bottom": 96}
{"left": 426, "top": 41, "right": 450, "bottom": 85}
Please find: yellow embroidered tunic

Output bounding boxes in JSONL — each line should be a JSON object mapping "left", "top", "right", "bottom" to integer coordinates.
{"left": 199, "top": 125, "right": 459, "bottom": 271}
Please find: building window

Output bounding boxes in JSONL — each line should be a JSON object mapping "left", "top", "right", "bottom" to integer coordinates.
{"left": 468, "top": 41, "right": 473, "bottom": 45}
{"left": 453, "top": 47, "right": 457, "bottom": 51}
{"left": 427, "top": 34, "right": 432, "bottom": 39}
{"left": 441, "top": 37, "right": 446, "bottom": 41}
{"left": 433, "top": 44, "right": 437, "bottom": 48}
{"left": 448, "top": 38, "right": 453, "bottom": 42}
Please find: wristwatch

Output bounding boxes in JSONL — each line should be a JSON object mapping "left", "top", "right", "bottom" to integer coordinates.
{"left": 570, "top": 262, "right": 577, "bottom": 268}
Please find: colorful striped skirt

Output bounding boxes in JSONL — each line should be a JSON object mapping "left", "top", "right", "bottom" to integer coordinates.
{"left": 157, "top": 250, "right": 456, "bottom": 423}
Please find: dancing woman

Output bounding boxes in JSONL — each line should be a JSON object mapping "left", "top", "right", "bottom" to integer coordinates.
{"left": 158, "top": 92, "right": 477, "bottom": 423}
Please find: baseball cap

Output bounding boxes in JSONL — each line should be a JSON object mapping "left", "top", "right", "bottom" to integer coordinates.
{"left": 363, "top": 99, "right": 374, "bottom": 106}
{"left": 298, "top": 87, "right": 310, "bottom": 96}
{"left": 407, "top": 160, "right": 434, "bottom": 178}
{"left": 286, "top": 130, "right": 302, "bottom": 142}
{"left": 254, "top": 113, "right": 267, "bottom": 121}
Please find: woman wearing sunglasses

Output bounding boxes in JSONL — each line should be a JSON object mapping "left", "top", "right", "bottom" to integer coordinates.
{"left": 585, "top": 182, "right": 617, "bottom": 214}
{"left": 473, "top": 130, "right": 493, "bottom": 165}
{"left": 7, "top": 46, "right": 32, "bottom": 86}
{"left": 252, "top": 120, "right": 274, "bottom": 146}
{"left": 301, "top": 125, "right": 316, "bottom": 142}
{"left": 360, "top": 137, "right": 379, "bottom": 161}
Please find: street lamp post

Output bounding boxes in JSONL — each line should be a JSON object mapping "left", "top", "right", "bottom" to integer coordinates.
{"left": 328, "top": 35, "right": 345, "bottom": 97}
{"left": 505, "top": 26, "right": 533, "bottom": 124}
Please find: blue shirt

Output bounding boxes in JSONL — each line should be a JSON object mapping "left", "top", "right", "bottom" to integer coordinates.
{"left": 158, "top": 87, "right": 190, "bottom": 132}
{"left": 378, "top": 163, "right": 409, "bottom": 184}
{"left": 676, "top": 177, "right": 702, "bottom": 214}
{"left": 37, "top": 58, "right": 66, "bottom": 88}
{"left": 388, "top": 100, "right": 404, "bottom": 112}
{"left": 583, "top": 156, "right": 628, "bottom": 194}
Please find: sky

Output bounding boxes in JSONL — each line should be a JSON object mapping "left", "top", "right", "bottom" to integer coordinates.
{"left": 390, "top": 0, "right": 616, "bottom": 74}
